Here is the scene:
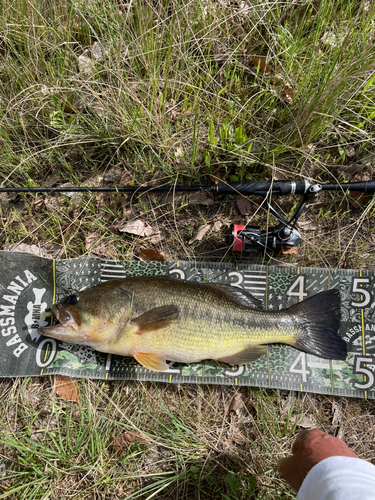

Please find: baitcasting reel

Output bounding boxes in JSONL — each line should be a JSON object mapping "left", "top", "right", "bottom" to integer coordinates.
{"left": 227, "top": 223, "right": 302, "bottom": 253}
{"left": 227, "top": 183, "right": 322, "bottom": 253}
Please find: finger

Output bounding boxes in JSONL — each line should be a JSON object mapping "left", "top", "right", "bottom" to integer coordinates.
{"left": 277, "top": 455, "right": 293, "bottom": 474}
{"left": 293, "top": 429, "right": 326, "bottom": 451}
{"left": 291, "top": 430, "right": 311, "bottom": 453}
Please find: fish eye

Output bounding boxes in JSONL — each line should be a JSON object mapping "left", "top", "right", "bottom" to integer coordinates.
{"left": 69, "top": 295, "right": 79, "bottom": 305}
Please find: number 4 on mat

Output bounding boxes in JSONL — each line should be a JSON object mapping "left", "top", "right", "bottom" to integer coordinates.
{"left": 286, "top": 276, "right": 307, "bottom": 302}
{"left": 289, "top": 352, "right": 311, "bottom": 382}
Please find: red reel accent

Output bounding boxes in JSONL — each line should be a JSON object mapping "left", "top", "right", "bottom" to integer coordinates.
{"left": 232, "top": 225, "right": 245, "bottom": 252}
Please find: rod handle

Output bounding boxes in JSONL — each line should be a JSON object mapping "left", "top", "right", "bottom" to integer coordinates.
{"left": 215, "top": 180, "right": 310, "bottom": 196}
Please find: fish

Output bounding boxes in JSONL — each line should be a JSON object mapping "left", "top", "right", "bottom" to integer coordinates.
{"left": 38, "top": 276, "right": 347, "bottom": 372}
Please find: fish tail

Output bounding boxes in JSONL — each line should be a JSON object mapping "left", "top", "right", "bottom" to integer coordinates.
{"left": 287, "top": 289, "right": 347, "bottom": 360}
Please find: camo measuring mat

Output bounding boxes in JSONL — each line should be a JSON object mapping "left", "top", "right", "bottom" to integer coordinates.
{"left": 1, "top": 250, "right": 375, "bottom": 399}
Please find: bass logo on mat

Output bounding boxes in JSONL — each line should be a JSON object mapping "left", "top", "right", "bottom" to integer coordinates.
{"left": 24, "top": 287, "right": 49, "bottom": 342}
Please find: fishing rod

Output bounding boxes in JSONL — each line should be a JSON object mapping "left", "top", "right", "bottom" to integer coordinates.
{"left": 1, "top": 179, "right": 374, "bottom": 195}
{"left": 2, "top": 179, "right": 375, "bottom": 253}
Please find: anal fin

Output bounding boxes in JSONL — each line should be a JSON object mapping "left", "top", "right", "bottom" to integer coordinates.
{"left": 134, "top": 352, "right": 169, "bottom": 372}
{"left": 216, "top": 345, "right": 267, "bottom": 366}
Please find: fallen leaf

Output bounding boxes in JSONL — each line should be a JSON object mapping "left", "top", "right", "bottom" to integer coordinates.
{"left": 349, "top": 169, "right": 373, "bottom": 208}
{"left": 44, "top": 195, "right": 64, "bottom": 211}
{"left": 228, "top": 215, "right": 243, "bottom": 223}
{"left": 91, "top": 41, "right": 104, "bottom": 60}
{"left": 166, "top": 108, "right": 179, "bottom": 122}
{"left": 111, "top": 431, "right": 149, "bottom": 452}
{"left": 138, "top": 248, "right": 166, "bottom": 261}
{"left": 281, "top": 246, "right": 299, "bottom": 255}
{"left": 279, "top": 84, "right": 294, "bottom": 103}
{"left": 165, "top": 193, "right": 184, "bottom": 206}
{"left": 174, "top": 146, "right": 184, "bottom": 163}
{"left": 58, "top": 183, "right": 84, "bottom": 200}
{"left": 103, "top": 168, "right": 122, "bottom": 183}
{"left": 337, "top": 162, "right": 369, "bottom": 181}
{"left": 345, "top": 146, "right": 356, "bottom": 158}
{"left": 298, "top": 220, "right": 319, "bottom": 231}
{"left": 85, "top": 231, "right": 101, "bottom": 250}
{"left": 189, "top": 224, "right": 211, "bottom": 244}
{"left": 78, "top": 49, "right": 93, "bottom": 74}
{"left": 270, "top": 73, "right": 284, "bottom": 85}
{"left": 236, "top": 196, "right": 251, "bottom": 216}
{"left": 290, "top": 414, "right": 317, "bottom": 429}
{"left": 253, "top": 56, "right": 271, "bottom": 74}
{"left": 273, "top": 171, "right": 288, "bottom": 181}
{"left": 119, "top": 219, "right": 159, "bottom": 237}
{"left": 213, "top": 220, "right": 223, "bottom": 232}
{"left": 150, "top": 233, "right": 163, "bottom": 245}
{"left": 3, "top": 243, "right": 61, "bottom": 258}
{"left": 44, "top": 172, "right": 61, "bottom": 187}
{"left": 189, "top": 191, "right": 214, "bottom": 206}
{"left": 53, "top": 375, "right": 79, "bottom": 402}
{"left": 63, "top": 101, "right": 74, "bottom": 114}
{"left": 227, "top": 393, "right": 248, "bottom": 446}
{"left": 228, "top": 393, "right": 246, "bottom": 417}
{"left": 336, "top": 426, "right": 345, "bottom": 440}
{"left": 230, "top": 430, "right": 247, "bottom": 445}
{"left": 85, "top": 232, "right": 118, "bottom": 259}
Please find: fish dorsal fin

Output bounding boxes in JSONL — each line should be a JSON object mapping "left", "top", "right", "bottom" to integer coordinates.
{"left": 217, "top": 345, "right": 267, "bottom": 365}
{"left": 202, "top": 283, "right": 264, "bottom": 310}
{"left": 134, "top": 352, "right": 169, "bottom": 372}
{"left": 133, "top": 305, "right": 179, "bottom": 333}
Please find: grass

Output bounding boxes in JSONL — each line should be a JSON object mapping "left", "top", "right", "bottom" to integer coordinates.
{"left": 1, "top": 379, "right": 374, "bottom": 499}
{"left": 1, "top": 0, "right": 375, "bottom": 498}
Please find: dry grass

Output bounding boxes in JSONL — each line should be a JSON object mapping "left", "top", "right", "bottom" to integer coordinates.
{"left": 0, "top": 378, "right": 375, "bottom": 499}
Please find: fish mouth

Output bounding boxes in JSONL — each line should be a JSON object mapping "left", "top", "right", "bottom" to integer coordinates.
{"left": 37, "top": 304, "right": 82, "bottom": 342}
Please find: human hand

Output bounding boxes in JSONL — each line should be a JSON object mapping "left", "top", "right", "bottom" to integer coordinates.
{"left": 277, "top": 429, "right": 359, "bottom": 492}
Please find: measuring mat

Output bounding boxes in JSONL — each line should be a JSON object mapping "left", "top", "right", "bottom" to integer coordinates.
{"left": 0, "top": 251, "right": 374, "bottom": 398}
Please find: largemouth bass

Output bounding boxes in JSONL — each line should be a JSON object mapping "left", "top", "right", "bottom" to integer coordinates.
{"left": 38, "top": 276, "right": 347, "bottom": 371}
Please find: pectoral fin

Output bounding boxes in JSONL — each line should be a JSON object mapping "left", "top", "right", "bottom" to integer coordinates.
{"left": 134, "top": 352, "right": 169, "bottom": 372}
{"left": 217, "top": 345, "right": 267, "bottom": 365}
{"left": 133, "top": 305, "right": 179, "bottom": 333}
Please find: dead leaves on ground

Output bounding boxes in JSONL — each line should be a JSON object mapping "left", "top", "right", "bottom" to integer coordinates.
{"left": 298, "top": 219, "right": 319, "bottom": 231}
{"left": 53, "top": 375, "right": 80, "bottom": 402}
{"left": 138, "top": 248, "right": 166, "bottom": 261}
{"left": 4, "top": 242, "right": 61, "bottom": 258}
{"left": 78, "top": 41, "right": 106, "bottom": 75}
{"left": 119, "top": 219, "right": 159, "bottom": 237}
{"left": 189, "top": 223, "right": 211, "bottom": 244}
{"left": 188, "top": 191, "right": 214, "bottom": 206}
{"left": 236, "top": 195, "right": 251, "bottom": 216}
{"left": 281, "top": 246, "right": 299, "bottom": 255}
{"left": 338, "top": 155, "right": 375, "bottom": 208}
{"left": 111, "top": 430, "right": 150, "bottom": 452}
{"left": 225, "top": 393, "right": 255, "bottom": 446}
{"left": 85, "top": 232, "right": 118, "bottom": 259}
{"left": 252, "top": 56, "right": 295, "bottom": 104}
